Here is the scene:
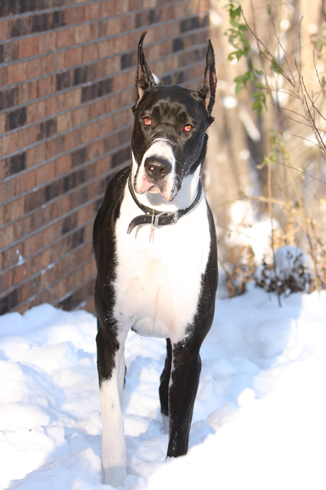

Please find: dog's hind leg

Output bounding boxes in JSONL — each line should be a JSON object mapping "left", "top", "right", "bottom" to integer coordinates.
{"left": 96, "top": 325, "right": 127, "bottom": 487}
{"left": 159, "top": 339, "right": 172, "bottom": 434}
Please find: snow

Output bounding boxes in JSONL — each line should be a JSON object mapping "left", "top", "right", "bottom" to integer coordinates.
{"left": 0, "top": 285, "right": 325, "bottom": 490}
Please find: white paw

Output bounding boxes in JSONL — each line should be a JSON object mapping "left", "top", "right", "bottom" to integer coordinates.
{"left": 103, "top": 466, "right": 127, "bottom": 488}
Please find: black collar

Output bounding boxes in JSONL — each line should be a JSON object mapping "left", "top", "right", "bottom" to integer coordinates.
{"left": 127, "top": 176, "right": 202, "bottom": 234}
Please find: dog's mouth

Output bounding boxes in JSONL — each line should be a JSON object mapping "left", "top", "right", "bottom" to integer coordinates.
{"left": 148, "top": 185, "right": 160, "bottom": 194}
{"left": 136, "top": 175, "right": 175, "bottom": 201}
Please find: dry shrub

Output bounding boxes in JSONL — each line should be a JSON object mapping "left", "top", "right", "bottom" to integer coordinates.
{"left": 217, "top": 1, "right": 326, "bottom": 298}
{"left": 220, "top": 244, "right": 256, "bottom": 297}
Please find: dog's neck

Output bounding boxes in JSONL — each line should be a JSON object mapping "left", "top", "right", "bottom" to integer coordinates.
{"left": 131, "top": 154, "right": 203, "bottom": 212}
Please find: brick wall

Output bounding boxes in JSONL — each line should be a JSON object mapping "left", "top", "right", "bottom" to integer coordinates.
{"left": 0, "top": 0, "right": 210, "bottom": 315}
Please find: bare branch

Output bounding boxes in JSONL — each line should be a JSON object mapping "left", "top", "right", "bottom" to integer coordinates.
{"left": 271, "top": 17, "right": 296, "bottom": 85}
{"left": 266, "top": 154, "right": 326, "bottom": 186}
{"left": 289, "top": 132, "right": 325, "bottom": 151}
{"left": 312, "top": 51, "right": 326, "bottom": 99}
{"left": 242, "top": 11, "right": 295, "bottom": 86}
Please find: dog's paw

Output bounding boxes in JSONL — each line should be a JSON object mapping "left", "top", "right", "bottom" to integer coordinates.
{"left": 103, "top": 465, "right": 127, "bottom": 488}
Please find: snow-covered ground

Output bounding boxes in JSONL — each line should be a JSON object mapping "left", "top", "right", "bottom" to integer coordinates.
{"left": 0, "top": 283, "right": 325, "bottom": 490}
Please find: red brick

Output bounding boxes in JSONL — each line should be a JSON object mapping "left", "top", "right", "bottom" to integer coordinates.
{"left": 37, "top": 76, "right": 56, "bottom": 99}
{"left": 45, "top": 94, "right": 57, "bottom": 117}
{"left": 18, "top": 36, "right": 38, "bottom": 60}
{"left": 56, "top": 27, "right": 75, "bottom": 50}
{"left": 54, "top": 154, "right": 71, "bottom": 177}
{"left": 0, "top": 66, "right": 7, "bottom": 86}
{"left": 1, "top": 132, "right": 17, "bottom": 157}
{"left": 18, "top": 81, "right": 37, "bottom": 105}
{"left": 82, "top": 42, "right": 99, "bottom": 64}
{"left": 84, "top": 2, "right": 101, "bottom": 21}
{"left": 26, "top": 143, "right": 46, "bottom": 168}
{"left": 0, "top": 224, "right": 15, "bottom": 250}
{"left": 17, "top": 125, "right": 38, "bottom": 150}
{"left": 1, "top": 245, "right": 23, "bottom": 271}
{"left": 74, "top": 24, "right": 91, "bottom": 44}
{"left": 15, "top": 169, "right": 35, "bottom": 197}
{"left": 65, "top": 45, "right": 83, "bottom": 68}
{"left": 27, "top": 100, "right": 46, "bottom": 124}
{"left": 72, "top": 105, "right": 89, "bottom": 127}
{"left": 100, "top": 1, "right": 115, "bottom": 17}
{"left": 46, "top": 51, "right": 65, "bottom": 74}
{"left": 3, "top": 196, "right": 25, "bottom": 224}
{"left": 35, "top": 161, "right": 55, "bottom": 186}
{"left": 11, "top": 263, "right": 29, "bottom": 287}
{"left": 66, "top": 5, "right": 85, "bottom": 25}
{"left": 26, "top": 57, "right": 43, "bottom": 80}
{"left": 7, "top": 62, "right": 26, "bottom": 85}
{"left": 0, "top": 114, "right": 6, "bottom": 136}
{"left": 64, "top": 128, "right": 81, "bottom": 152}
{"left": 46, "top": 134, "right": 65, "bottom": 159}
{"left": 37, "top": 32, "right": 56, "bottom": 56}
{"left": 0, "top": 270, "right": 12, "bottom": 296}
{"left": 0, "top": 20, "right": 8, "bottom": 42}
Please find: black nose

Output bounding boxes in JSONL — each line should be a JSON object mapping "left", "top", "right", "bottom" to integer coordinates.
{"left": 144, "top": 156, "right": 172, "bottom": 181}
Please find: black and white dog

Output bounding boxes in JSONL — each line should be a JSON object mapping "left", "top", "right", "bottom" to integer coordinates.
{"left": 93, "top": 32, "right": 218, "bottom": 487}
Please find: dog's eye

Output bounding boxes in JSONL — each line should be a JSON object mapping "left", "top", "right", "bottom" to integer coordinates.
{"left": 143, "top": 117, "right": 152, "bottom": 126}
{"left": 184, "top": 124, "right": 193, "bottom": 132}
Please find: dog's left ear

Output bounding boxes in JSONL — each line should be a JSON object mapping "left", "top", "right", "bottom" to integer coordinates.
{"left": 133, "top": 31, "right": 157, "bottom": 111}
{"left": 197, "top": 39, "right": 217, "bottom": 125}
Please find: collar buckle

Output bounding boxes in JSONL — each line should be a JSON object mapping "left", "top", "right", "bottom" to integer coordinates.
{"left": 152, "top": 210, "right": 179, "bottom": 228}
{"left": 171, "top": 211, "right": 179, "bottom": 225}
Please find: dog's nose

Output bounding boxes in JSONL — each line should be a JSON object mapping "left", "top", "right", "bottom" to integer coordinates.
{"left": 144, "top": 156, "right": 172, "bottom": 181}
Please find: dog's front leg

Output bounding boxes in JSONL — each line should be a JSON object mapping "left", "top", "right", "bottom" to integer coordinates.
{"left": 96, "top": 325, "right": 127, "bottom": 487}
{"left": 167, "top": 339, "right": 202, "bottom": 457}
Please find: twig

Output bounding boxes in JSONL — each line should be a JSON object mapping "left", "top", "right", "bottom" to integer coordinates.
{"left": 264, "top": 155, "right": 326, "bottom": 186}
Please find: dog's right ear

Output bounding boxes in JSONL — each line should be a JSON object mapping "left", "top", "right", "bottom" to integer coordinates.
{"left": 133, "top": 31, "right": 157, "bottom": 112}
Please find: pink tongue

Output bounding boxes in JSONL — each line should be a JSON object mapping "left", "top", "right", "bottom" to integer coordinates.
{"left": 139, "top": 177, "right": 160, "bottom": 193}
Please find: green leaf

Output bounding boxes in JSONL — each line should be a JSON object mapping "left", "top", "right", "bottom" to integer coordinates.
{"left": 270, "top": 152, "right": 278, "bottom": 163}
{"left": 248, "top": 71, "right": 255, "bottom": 82}
{"left": 255, "top": 69, "right": 264, "bottom": 76}
{"left": 271, "top": 58, "right": 283, "bottom": 74}
{"left": 252, "top": 91, "right": 264, "bottom": 98}
{"left": 317, "top": 41, "right": 324, "bottom": 53}
{"left": 255, "top": 82, "right": 265, "bottom": 89}
{"left": 243, "top": 45, "right": 251, "bottom": 57}
{"left": 252, "top": 99, "right": 263, "bottom": 111}
{"left": 256, "top": 157, "right": 269, "bottom": 169}
{"left": 239, "top": 24, "right": 248, "bottom": 32}
{"left": 234, "top": 75, "right": 245, "bottom": 83}
{"left": 230, "top": 18, "right": 240, "bottom": 28}
{"left": 230, "top": 5, "right": 241, "bottom": 19}
{"left": 235, "top": 83, "right": 244, "bottom": 94}
{"left": 267, "top": 4, "right": 271, "bottom": 15}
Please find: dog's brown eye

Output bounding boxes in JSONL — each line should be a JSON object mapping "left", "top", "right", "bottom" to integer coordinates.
{"left": 184, "top": 124, "right": 193, "bottom": 132}
{"left": 143, "top": 117, "right": 152, "bottom": 126}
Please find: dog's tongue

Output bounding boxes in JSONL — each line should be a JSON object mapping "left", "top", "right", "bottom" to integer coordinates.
{"left": 138, "top": 177, "right": 160, "bottom": 194}
{"left": 138, "top": 177, "right": 173, "bottom": 201}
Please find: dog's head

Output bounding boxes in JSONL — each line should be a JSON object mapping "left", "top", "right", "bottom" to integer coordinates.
{"left": 131, "top": 32, "right": 216, "bottom": 204}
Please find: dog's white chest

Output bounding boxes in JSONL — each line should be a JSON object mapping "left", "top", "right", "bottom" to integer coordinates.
{"left": 113, "top": 184, "right": 211, "bottom": 343}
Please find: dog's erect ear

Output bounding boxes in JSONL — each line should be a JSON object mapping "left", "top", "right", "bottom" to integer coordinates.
{"left": 197, "top": 39, "right": 217, "bottom": 124}
{"left": 133, "top": 31, "right": 157, "bottom": 111}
